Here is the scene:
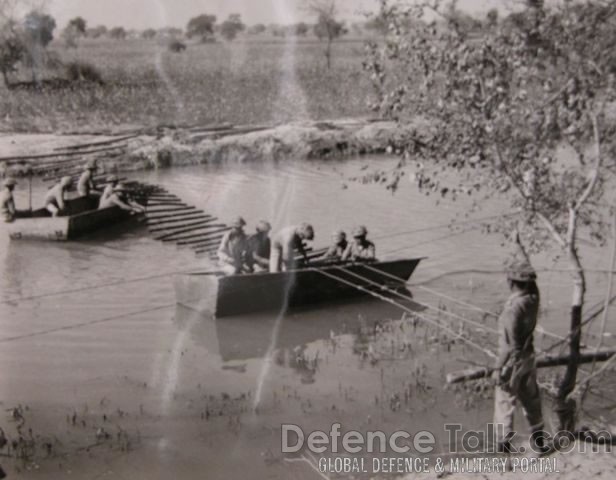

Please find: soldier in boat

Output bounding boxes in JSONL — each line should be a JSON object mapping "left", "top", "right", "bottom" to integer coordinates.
{"left": 77, "top": 159, "right": 101, "bottom": 197}
{"left": 44, "top": 176, "right": 73, "bottom": 217}
{"left": 217, "top": 216, "right": 250, "bottom": 275}
{"left": 269, "top": 223, "right": 314, "bottom": 272}
{"left": 99, "top": 175, "right": 119, "bottom": 207}
{"left": 341, "top": 225, "right": 376, "bottom": 262}
{"left": 1, "top": 178, "right": 18, "bottom": 222}
{"left": 492, "top": 233, "right": 548, "bottom": 455}
{"left": 320, "top": 230, "right": 348, "bottom": 261}
{"left": 98, "top": 182, "right": 145, "bottom": 213}
{"left": 247, "top": 220, "right": 272, "bottom": 272}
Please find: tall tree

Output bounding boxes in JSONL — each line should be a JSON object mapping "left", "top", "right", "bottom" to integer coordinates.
{"left": 363, "top": 0, "right": 616, "bottom": 433}
{"left": 68, "top": 16, "right": 86, "bottom": 34}
{"left": 186, "top": 14, "right": 216, "bottom": 42}
{"left": 109, "top": 26, "right": 126, "bottom": 40}
{"left": 0, "top": 21, "right": 23, "bottom": 87}
{"left": 308, "top": 0, "right": 347, "bottom": 69}
{"left": 62, "top": 16, "right": 87, "bottom": 48}
{"left": 219, "top": 13, "right": 245, "bottom": 41}
{"left": 22, "top": 10, "right": 55, "bottom": 82}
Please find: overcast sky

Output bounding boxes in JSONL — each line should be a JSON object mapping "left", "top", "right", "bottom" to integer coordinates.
{"left": 46, "top": 0, "right": 504, "bottom": 30}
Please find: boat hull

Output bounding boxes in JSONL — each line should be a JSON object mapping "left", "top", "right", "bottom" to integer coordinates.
{"left": 7, "top": 196, "right": 141, "bottom": 241}
{"left": 174, "top": 258, "right": 423, "bottom": 317}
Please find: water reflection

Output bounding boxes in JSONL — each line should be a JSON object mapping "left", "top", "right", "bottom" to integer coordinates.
{"left": 177, "top": 294, "right": 423, "bottom": 365}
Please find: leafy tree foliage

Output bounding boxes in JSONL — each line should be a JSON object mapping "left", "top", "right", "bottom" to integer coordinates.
{"left": 363, "top": 0, "right": 616, "bottom": 432}
{"left": 87, "top": 25, "right": 107, "bottom": 38}
{"left": 68, "top": 16, "right": 86, "bottom": 34}
{"left": 23, "top": 10, "right": 55, "bottom": 47}
{"left": 141, "top": 28, "right": 157, "bottom": 40}
{"left": 22, "top": 10, "right": 56, "bottom": 82}
{"left": 62, "top": 17, "right": 87, "bottom": 49}
{"left": 186, "top": 14, "right": 216, "bottom": 42}
{"left": 247, "top": 23, "right": 266, "bottom": 35}
{"left": 0, "top": 21, "right": 24, "bottom": 86}
{"left": 109, "top": 26, "right": 126, "bottom": 40}
{"left": 220, "top": 14, "right": 245, "bottom": 41}
{"left": 295, "top": 22, "right": 309, "bottom": 36}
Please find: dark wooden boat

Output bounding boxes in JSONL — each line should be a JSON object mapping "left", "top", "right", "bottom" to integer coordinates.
{"left": 7, "top": 196, "right": 143, "bottom": 241}
{"left": 173, "top": 258, "right": 423, "bottom": 317}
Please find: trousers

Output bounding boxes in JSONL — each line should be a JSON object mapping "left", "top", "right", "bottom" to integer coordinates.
{"left": 494, "top": 356, "right": 544, "bottom": 443}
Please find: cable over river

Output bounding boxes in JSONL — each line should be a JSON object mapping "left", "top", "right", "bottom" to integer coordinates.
{"left": 0, "top": 157, "right": 614, "bottom": 479}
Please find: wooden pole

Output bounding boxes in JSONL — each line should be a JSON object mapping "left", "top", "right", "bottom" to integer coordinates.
{"left": 446, "top": 349, "right": 616, "bottom": 384}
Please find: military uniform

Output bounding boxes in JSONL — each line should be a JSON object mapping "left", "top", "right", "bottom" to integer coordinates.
{"left": 0, "top": 180, "right": 17, "bottom": 222}
{"left": 217, "top": 217, "right": 249, "bottom": 275}
{"left": 494, "top": 262, "right": 544, "bottom": 450}
{"left": 248, "top": 233, "right": 271, "bottom": 271}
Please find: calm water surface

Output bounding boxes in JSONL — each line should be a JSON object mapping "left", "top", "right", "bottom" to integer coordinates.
{"left": 0, "top": 158, "right": 613, "bottom": 479}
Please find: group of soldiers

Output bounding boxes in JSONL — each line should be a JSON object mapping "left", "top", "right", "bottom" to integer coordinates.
{"left": 217, "top": 218, "right": 376, "bottom": 275}
{"left": 0, "top": 159, "right": 145, "bottom": 222}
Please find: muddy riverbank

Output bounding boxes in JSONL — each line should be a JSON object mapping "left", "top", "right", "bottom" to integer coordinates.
{"left": 0, "top": 118, "right": 429, "bottom": 178}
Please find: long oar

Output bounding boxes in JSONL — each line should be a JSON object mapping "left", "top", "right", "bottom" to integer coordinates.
{"left": 155, "top": 221, "right": 223, "bottom": 241}
{"left": 146, "top": 212, "right": 214, "bottom": 225}
{"left": 148, "top": 217, "right": 217, "bottom": 233}
{"left": 165, "top": 225, "right": 228, "bottom": 243}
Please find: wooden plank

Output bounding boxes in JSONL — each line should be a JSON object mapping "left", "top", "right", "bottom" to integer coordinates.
{"left": 154, "top": 221, "right": 221, "bottom": 240}
{"left": 148, "top": 217, "right": 216, "bottom": 233}
{"left": 146, "top": 201, "right": 187, "bottom": 207}
{"left": 163, "top": 225, "right": 228, "bottom": 243}
{"left": 146, "top": 206, "right": 199, "bottom": 215}
{"left": 446, "top": 349, "right": 616, "bottom": 384}
{"left": 177, "top": 227, "right": 230, "bottom": 245}
{"left": 176, "top": 236, "right": 224, "bottom": 247}
{"left": 146, "top": 213, "right": 214, "bottom": 225}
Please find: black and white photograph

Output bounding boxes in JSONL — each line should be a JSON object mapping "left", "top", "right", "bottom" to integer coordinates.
{"left": 0, "top": 0, "right": 615, "bottom": 478}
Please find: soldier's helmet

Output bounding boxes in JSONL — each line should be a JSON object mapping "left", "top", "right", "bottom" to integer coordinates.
{"left": 352, "top": 225, "right": 368, "bottom": 238}
{"left": 86, "top": 159, "right": 98, "bottom": 170}
{"left": 3, "top": 178, "right": 17, "bottom": 188}
{"left": 106, "top": 174, "right": 119, "bottom": 184}
{"left": 332, "top": 229, "right": 346, "bottom": 241}
{"left": 230, "top": 216, "right": 246, "bottom": 228}
{"left": 298, "top": 223, "right": 314, "bottom": 240}
{"left": 256, "top": 220, "right": 271, "bottom": 233}
{"left": 506, "top": 260, "right": 537, "bottom": 282}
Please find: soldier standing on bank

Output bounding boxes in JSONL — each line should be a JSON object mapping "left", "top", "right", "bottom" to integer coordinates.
{"left": 493, "top": 232, "right": 550, "bottom": 455}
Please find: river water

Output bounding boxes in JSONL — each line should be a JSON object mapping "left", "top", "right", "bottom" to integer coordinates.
{"left": 0, "top": 157, "right": 614, "bottom": 479}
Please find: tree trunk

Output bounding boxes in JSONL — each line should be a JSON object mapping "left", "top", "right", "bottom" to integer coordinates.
{"left": 0, "top": 69, "right": 10, "bottom": 89}
{"left": 556, "top": 213, "right": 585, "bottom": 432}
{"left": 325, "top": 38, "right": 332, "bottom": 69}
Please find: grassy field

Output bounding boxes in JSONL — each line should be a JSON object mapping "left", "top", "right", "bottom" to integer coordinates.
{"left": 0, "top": 38, "right": 375, "bottom": 133}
